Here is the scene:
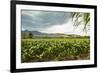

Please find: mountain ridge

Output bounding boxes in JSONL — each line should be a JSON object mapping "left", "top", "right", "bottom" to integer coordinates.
{"left": 22, "top": 30, "right": 82, "bottom": 37}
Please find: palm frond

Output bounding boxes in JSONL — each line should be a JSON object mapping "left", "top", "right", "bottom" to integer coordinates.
{"left": 72, "top": 12, "right": 90, "bottom": 33}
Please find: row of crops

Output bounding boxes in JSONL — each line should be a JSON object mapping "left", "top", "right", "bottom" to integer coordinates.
{"left": 21, "top": 38, "right": 90, "bottom": 63}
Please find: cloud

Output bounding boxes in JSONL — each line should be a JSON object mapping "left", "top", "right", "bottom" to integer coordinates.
{"left": 21, "top": 10, "right": 72, "bottom": 31}
{"left": 40, "top": 20, "right": 73, "bottom": 33}
{"left": 21, "top": 10, "right": 90, "bottom": 35}
{"left": 40, "top": 19, "right": 90, "bottom": 36}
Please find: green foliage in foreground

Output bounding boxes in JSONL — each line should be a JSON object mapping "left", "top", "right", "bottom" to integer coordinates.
{"left": 21, "top": 38, "right": 90, "bottom": 63}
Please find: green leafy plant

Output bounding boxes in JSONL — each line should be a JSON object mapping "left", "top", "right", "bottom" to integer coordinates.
{"left": 21, "top": 38, "right": 90, "bottom": 63}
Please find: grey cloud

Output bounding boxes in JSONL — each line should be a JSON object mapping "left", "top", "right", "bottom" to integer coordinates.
{"left": 21, "top": 10, "right": 72, "bottom": 31}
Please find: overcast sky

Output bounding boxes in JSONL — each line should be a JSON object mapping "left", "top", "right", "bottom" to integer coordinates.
{"left": 21, "top": 10, "right": 89, "bottom": 35}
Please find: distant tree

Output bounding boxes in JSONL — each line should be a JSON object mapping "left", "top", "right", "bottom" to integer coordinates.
{"left": 28, "top": 32, "right": 33, "bottom": 38}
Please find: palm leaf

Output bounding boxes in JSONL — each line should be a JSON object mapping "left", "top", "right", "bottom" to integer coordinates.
{"left": 72, "top": 12, "right": 90, "bottom": 33}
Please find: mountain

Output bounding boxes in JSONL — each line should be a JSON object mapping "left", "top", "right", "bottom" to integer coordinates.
{"left": 22, "top": 30, "right": 46, "bottom": 34}
{"left": 21, "top": 30, "right": 81, "bottom": 38}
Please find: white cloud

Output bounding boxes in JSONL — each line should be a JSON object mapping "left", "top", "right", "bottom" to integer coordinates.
{"left": 41, "top": 20, "right": 73, "bottom": 33}
{"left": 41, "top": 20, "right": 90, "bottom": 36}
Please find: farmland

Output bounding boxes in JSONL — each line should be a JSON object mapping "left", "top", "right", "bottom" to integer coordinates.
{"left": 21, "top": 38, "right": 90, "bottom": 63}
